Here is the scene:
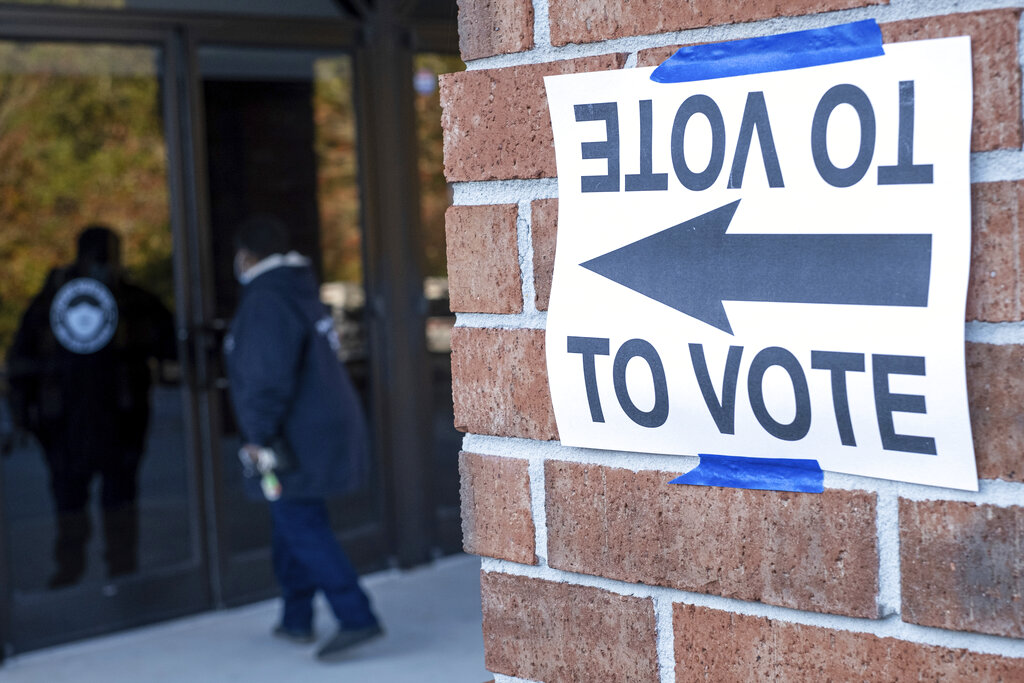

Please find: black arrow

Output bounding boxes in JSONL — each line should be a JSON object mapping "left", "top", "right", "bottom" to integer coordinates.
{"left": 580, "top": 200, "right": 931, "bottom": 335}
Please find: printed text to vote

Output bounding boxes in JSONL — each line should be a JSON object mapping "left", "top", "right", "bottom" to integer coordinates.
{"left": 568, "top": 337, "right": 936, "bottom": 455}
{"left": 575, "top": 81, "right": 932, "bottom": 192}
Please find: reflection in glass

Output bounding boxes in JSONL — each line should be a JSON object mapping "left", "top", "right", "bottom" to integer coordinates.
{"left": 414, "top": 53, "right": 464, "bottom": 286}
{"left": 0, "top": 42, "right": 192, "bottom": 594}
{"left": 315, "top": 55, "right": 368, "bottom": 396}
{"left": 7, "top": 227, "right": 176, "bottom": 587}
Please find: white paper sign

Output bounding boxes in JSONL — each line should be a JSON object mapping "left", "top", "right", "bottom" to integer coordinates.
{"left": 544, "top": 37, "right": 977, "bottom": 490}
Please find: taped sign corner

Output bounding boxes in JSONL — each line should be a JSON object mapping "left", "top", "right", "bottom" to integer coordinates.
{"left": 651, "top": 19, "right": 884, "bottom": 84}
{"left": 669, "top": 454, "right": 824, "bottom": 493}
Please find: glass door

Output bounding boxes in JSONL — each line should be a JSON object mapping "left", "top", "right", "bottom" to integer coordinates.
{"left": 412, "top": 51, "right": 465, "bottom": 554}
{"left": 0, "top": 39, "right": 210, "bottom": 652}
{"left": 194, "top": 45, "right": 390, "bottom": 605}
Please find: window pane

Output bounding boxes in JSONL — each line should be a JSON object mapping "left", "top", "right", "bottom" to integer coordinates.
{"left": 316, "top": 56, "right": 362, "bottom": 289}
{"left": 0, "top": 42, "right": 194, "bottom": 609}
{"left": 415, "top": 53, "right": 464, "bottom": 284}
{"left": 413, "top": 52, "right": 465, "bottom": 550}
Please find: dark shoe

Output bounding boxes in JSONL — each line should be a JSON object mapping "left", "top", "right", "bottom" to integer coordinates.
{"left": 273, "top": 624, "right": 316, "bottom": 645}
{"left": 316, "top": 623, "right": 384, "bottom": 661}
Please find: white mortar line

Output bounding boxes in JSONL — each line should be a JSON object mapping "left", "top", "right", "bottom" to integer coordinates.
{"left": 453, "top": 179, "right": 558, "bottom": 206}
{"left": 464, "top": 436, "right": 1024, "bottom": 509}
{"left": 971, "top": 151, "right": 1024, "bottom": 183}
{"left": 517, "top": 200, "right": 540, "bottom": 316}
{"left": 897, "top": 478, "right": 1024, "bottom": 505}
{"left": 966, "top": 321, "right": 1024, "bottom": 344}
{"left": 467, "top": 0, "right": 1024, "bottom": 71}
{"left": 889, "top": 0, "right": 1024, "bottom": 14}
{"left": 465, "top": 31, "right": 693, "bottom": 71}
{"left": 493, "top": 674, "right": 542, "bottom": 683}
{"left": 463, "top": 433, "right": 701, "bottom": 474}
{"left": 532, "top": 0, "right": 551, "bottom": 51}
{"left": 464, "top": 435, "right": 1024, "bottom": 508}
{"left": 654, "top": 595, "right": 677, "bottom": 683}
{"left": 875, "top": 481, "right": 902, "bottom": 618}
{"left": 480, "top": 558, "right": 1024, "bottom": 659}
{"left": 455, "top": 311, "right": 547, "bottom": 329}
{"left": 449, "top": 152, "right": 1024, "bottom": 212}
{"left": 449, "top": 153, "right": 1023, "bottom": 213}
{"left": 827, "top": 469, "right": 1024, "bottom": 506}
{"left": 454, "top": 315, "right": 1024, "bottom": 339}
{"left": 527, "top": 457, "right": 549, "bottom": 566}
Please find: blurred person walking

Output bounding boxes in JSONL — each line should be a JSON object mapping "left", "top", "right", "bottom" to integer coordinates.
{"left": 224, "top": 215, "right": 382, "bottom": 662}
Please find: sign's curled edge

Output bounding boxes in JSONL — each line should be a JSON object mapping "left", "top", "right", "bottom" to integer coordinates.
{"left": 650, "top": 19, "right": 884, "bottom": 84}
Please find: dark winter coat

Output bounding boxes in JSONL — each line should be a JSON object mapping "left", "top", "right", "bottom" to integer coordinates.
{"left": 6, "top": 265, "right": 175, "bottom": 466}
{"left": 224, "top": 261, "right": 369, "bottom": 500}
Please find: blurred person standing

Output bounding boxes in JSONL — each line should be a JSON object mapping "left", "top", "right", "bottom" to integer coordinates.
{"left": 224, "top": 214, "right": 382, "bottom": 661}
{"left": 6, "top": 225, "right": 175, "bottom": 588}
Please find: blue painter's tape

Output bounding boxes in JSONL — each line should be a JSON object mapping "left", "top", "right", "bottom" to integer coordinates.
{"left": 669, "top": 454, "right": 824, "bottom": 493}
{"left": 650, "top": 19, "right": 884, "bottom": 84}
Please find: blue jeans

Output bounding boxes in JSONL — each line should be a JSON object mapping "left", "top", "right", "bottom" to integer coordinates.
{"left": 270, "top": 498, "right": 377, "bottom": 632}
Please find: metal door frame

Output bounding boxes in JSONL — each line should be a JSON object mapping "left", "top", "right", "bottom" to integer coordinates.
{"left": 354, "top": 3, "right": 461, "bottom": 569}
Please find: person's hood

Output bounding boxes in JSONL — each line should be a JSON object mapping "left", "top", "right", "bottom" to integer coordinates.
{"left": 239, "top": 251, "right": 310, "bottom": 285}
{"left": 243, "top": 253, "right": 320, "bottom": 302}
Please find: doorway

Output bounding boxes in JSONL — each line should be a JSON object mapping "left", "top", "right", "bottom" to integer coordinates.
{"left": 195, "top": 45, "right": 389, "bottom": 605}
{"left": 0, "top": 2, "right": 462, "bottom": 656}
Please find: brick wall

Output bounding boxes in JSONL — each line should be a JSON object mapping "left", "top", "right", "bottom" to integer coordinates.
{"left": 443, "top": 1, "right": 1024, "bottom": 681}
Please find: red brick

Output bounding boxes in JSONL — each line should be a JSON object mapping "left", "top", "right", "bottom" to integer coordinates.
{"left": 546, "top": 461, "right": 879, "bottom": 617}
{"left": 882, "top": 10, "right": 1023, "bottom": 152}
{"left": 966, "top": 343, "right": 1024, "bottom": 483}
{"left": 457, "top": 0, "right": 534, "bottom": 61}
{"left": 549, "top": 0, "right": 885, "bottom": 48}
{"left": 440, "top": 54, "right": 628, "bottom": 182}
{"left": 636, "top": 45, "right": 682, "bottom": 68}
{"left": 459, "top": 452, "right": 537, "bottom": 565}
{"left": 450, "top": 327, "right": 557, "bottom": 440}
{"left": 639, "top": 11, "right": 1023, "bottom": 153}
{"left": 482, "top": 572, "right": 659, "bottom": 683}
{"left": 675, "top": 603, "right": 1024, "bottom": 680}
{"left": 968, "top": 182, "right": 1024, "bottom": 322}
{"left": 530, "top": 198, "right": 557, "bottom": 311}
{"left": 446, "top": 204, "right": 523, "bottom": 314}
{"left": 901, "top": 499, "right": 1024, "bottom": 639}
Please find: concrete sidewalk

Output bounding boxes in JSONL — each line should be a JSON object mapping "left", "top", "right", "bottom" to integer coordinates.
{"left": 1, "top": 554, "right": 491, "bottom": 682}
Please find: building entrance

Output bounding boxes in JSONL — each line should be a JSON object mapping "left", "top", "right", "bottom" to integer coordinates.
{"left": 0, "top": 0, "right": 460, "bottom": 657}
{"left": 197, "top": 45, "right": 388, "bottom": 605}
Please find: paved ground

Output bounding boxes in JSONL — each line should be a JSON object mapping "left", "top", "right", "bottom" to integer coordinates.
{"left": 1, "top": 554, "right": 491, "bottom": 683}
